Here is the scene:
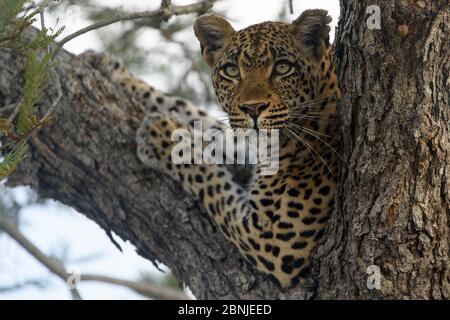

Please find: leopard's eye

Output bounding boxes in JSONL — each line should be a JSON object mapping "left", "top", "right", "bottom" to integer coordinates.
{"left": 223, "top": 64, "right": 240, "bottom": 78}
{"left": 273, "top": 61, "right": 294, "bottom": 76}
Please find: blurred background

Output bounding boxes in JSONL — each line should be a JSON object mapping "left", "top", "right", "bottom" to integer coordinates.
{"left": 0, "top": 0, "right": 339, "bottom": 299}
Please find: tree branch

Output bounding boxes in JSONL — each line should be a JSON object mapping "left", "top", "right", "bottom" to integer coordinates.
{"left": 55, "top": 0, "right": 216, "bottom": 54}
{"left": 0, "top": 214, "right": 82, "bottom": 299}
{"left": 80, "top": 274, "right": 189, "bottom": 300}
{"left": 0, "top": 28, "right": 284, "bottom": 299}
{"left": 0, "top": 215, "right": 189, "bottom": 300}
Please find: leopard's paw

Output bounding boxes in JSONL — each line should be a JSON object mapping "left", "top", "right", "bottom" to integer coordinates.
{"left": 136, "top": 114, "right": 182, "bottom": 174}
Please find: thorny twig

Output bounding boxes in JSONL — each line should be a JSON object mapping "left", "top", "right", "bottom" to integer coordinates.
{"left": 6, "top": 100, "right": 22, "bottom": 124}
{"left": 2, "top": 2, "right": 62, "bottom": 137}
{"left": 0, "top": 103, "right": 18, "bottom": 113}
{"left": 40, "top": 0, "right": 62, "bottom": 122}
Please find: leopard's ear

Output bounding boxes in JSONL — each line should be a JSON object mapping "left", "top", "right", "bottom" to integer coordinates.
{"left": 194, "top": 14, "right": 236, "bottom": 67}
{"left": 291, "top": 9, "right": 332, "bottom": 61}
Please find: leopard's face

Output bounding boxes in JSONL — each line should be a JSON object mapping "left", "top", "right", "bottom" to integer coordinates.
{"left": 195, "top": 13, "right": 333, "bottom": 134}
{"left": 211, "top": 22, "right": 317, "bottom": 131}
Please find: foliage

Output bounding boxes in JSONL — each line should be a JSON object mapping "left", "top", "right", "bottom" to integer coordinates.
{"left": 0, "top": 0, "right": 25, "bottom": 36}
{"left": 0, "top": 0, "right": 64, "bottom": 180}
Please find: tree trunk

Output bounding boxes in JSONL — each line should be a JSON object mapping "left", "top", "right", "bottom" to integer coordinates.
{"left": 323, "top": 0, "right": 449, "bottom": 299}
{"left": 1, "top": 0, "right": 449, "bottom": 299}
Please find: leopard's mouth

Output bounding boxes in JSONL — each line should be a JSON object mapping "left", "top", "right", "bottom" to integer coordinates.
{"left": 229, "top": 112, "right": 290, "bottom": 131}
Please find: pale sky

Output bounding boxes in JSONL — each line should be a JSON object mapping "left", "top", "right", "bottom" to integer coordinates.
{"left": 0, "top": 0, "right": 339, "bottom": 300}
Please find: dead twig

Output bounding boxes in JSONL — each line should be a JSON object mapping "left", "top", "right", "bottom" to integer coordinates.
{"left": 0, "top": 215, "right": 190, "bottom": 300}
{"left": 0, "top": 215, "right": 82, "bottom": 299}
{"left": 54, "top": 0, "right": 216, "bottom": 55}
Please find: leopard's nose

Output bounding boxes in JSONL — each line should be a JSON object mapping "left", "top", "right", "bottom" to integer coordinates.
{"left": 238, "top": 102, "right": 269, "bottom": 119}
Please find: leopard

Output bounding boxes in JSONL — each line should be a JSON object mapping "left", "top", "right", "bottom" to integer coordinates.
{"left": 93, "top": 9, "right": 340, "bottom": 288}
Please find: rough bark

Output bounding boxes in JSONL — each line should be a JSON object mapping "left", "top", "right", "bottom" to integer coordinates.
{"left": 1, "top": 0, "right": 449, "bottom": 299}
{"left": 320, "top": 0, "right": 450, "bottom": 299}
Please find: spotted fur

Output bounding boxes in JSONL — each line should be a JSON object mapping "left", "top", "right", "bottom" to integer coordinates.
{"left": 95, "top": 9, "right": 340, "bottom": 288}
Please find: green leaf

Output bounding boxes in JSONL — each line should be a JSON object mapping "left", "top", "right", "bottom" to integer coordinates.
{"left": 16, "top": 50, "right": 52, "bottom": 135}
{"left": 0, "top": 0, "right": 27, "bottom": 36}
{"left": 0, "top": 140, "right": 28, "bottom": 180}
{"left": 0, "top": 1, "right": 65, "bottom": 181}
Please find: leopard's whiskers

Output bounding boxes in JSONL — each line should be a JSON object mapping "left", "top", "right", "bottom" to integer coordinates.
{"left": 283, "top": 125, "right": 332, "bottom": 174}
{"left": 286, "top": 122, "right": 342, "bottom": 162}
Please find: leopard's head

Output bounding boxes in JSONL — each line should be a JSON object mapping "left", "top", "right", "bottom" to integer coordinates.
{"left": 194, "top": 10, "right": 333, "bottom": 132}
